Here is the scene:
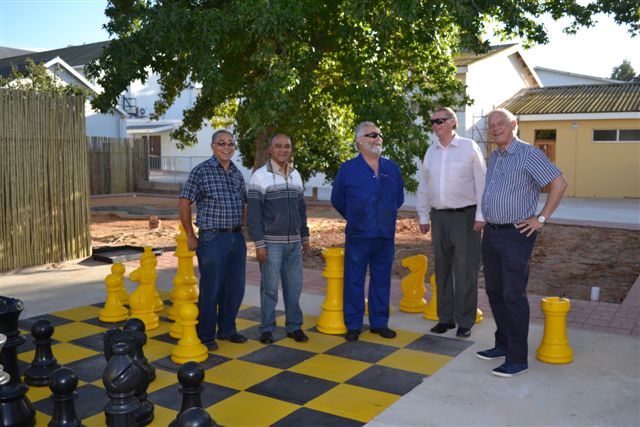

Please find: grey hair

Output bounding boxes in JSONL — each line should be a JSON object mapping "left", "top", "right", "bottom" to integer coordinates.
{"left": 211, "top": 129, "right": 233, "bottom": 144}
{"left": 354, "top": 121, "right": 378, "bottom": 139}
{"left": 487, "top": 108, "right": 518, "bottom": 133}
{"left": 269, "top": 133, "right": 292, "bottom": 146}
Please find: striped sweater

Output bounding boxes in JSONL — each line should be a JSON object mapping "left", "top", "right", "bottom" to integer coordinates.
{"left": 247, "top": 161, "right": 310, "bottom": 249}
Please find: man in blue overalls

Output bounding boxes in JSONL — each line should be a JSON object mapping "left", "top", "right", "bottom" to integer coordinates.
{"left": 331, "top": 121, "right": 405, "bottom": 341}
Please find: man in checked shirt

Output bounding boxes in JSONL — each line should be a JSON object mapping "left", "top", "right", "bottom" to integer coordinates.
{"left": 477, "top": 109, "right": 567, "bottom": 378}
{"left": 179, "top": 129, "right": 249, "bottom": 350}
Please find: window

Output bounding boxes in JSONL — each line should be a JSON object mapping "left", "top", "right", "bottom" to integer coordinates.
{"left": 593, "top": 128, "right": 640, "bottom": 143}
{"left": 535, "top": 130, "right": 556, "bottom": 140}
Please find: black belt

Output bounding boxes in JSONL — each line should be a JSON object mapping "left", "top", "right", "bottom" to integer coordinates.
{"left": 486, "top": 223, "right": 516, "bottom": 230}
{"left": 432, "top": 204, "right": 476, "bottom": 213}
{"left": 206, "top": 226, "right": 243, "bottom": 233}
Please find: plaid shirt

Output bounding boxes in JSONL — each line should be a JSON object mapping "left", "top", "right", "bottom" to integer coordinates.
{"left": 180, "top": 156, "right": 247, "bottom": 230}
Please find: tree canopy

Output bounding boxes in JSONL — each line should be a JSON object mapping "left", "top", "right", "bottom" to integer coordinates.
{"left": 87, "top": 0, "right": 639, "bottom": 191}
{"left": 610, "top": 59, "right": 639, "bottom": 81}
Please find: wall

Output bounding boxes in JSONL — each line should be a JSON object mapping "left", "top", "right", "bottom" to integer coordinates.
{"left": 518, "top": 118, "right": 640, "bottom": 198}
{"left": 535, "top": 69, "right": 616, "bottom": 87}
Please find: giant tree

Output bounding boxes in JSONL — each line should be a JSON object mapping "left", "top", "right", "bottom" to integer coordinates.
{"left": 87, "top": 0, "right": 639, "bottom": 190}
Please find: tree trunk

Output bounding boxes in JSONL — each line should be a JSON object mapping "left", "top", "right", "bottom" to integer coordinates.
{"left": 253, "top": 131, "right": 270, "bottom": 171}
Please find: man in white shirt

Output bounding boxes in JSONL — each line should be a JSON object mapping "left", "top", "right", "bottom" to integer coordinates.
{"left": 416, "top": 107, "right": 486, "bottom": 338}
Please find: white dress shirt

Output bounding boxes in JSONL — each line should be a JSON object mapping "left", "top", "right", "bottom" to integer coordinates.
{"left": 416, "top": 134, "right": 486, "bottom": 224}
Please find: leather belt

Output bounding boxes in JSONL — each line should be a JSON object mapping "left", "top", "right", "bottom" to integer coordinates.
{"left": 432, "top": 204, "right": 477, "bottom": 213}
{"left": 206, "top": 226, "right": 243, "bottom": 233}
{"left": 486, "top": 223, "right": 516, "bottom": 230}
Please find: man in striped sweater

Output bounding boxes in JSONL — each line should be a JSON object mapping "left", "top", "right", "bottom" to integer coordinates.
{"left": 247, "top": 133, "right": 311, "bottom": 344}
{"left": 478, "top": 109, "right": 567, "bottom": 377}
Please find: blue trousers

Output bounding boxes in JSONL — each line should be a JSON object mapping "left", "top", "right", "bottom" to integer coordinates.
{"left": 482, "top": 226, "right": 537, "bottom": 364}
{"left": 344, "top": 237, "right": 394, "bottom": 330}
{"left": 196, "top": 230, "right": 246, "bottom": 343}
{"left": 259, "top": 242, "right": 304, "bottom": 333}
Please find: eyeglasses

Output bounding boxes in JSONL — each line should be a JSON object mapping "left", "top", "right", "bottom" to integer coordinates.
{"left": 430, "top": 118, "right": 450, "bottom": 125}
{"left": 362, "top": 132, "right": 383, "bottom": 139}
{"left": 214, "top": 140, "right": 236, "bottom": 147}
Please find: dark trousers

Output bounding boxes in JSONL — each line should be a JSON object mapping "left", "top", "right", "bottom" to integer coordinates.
{"left": 196, "top": 230, "right": 246, "bottom": 343}
{"left": 482, "top": 226, "right": 537, "bottom": 364}
{"left": 431, "top": 208, "right": 481, "bottom": 328}
{"left": 343, "top": 237, "right": 394, "bottom": 330}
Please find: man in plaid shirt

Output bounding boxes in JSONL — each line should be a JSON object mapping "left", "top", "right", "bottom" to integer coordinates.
{"left": 179, "top": 129, "right": 248, "bottom": 350}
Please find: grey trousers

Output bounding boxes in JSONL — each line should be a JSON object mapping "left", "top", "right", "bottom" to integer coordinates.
{"left": 430, "top": 207, "right": 481, "bottom": 329}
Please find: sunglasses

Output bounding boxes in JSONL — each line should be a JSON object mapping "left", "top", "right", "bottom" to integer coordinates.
{"left": 430, "top": 118, "right": 450, "bottom": 125}
{"left": 362, "top": 132, "right": 383, "bottom": 139}
{"left": 214, "top": 140, "right": 236, "bottom": 147}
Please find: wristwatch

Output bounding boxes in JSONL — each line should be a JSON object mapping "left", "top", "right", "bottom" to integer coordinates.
{"left": 537, "top": 215, "right": 546, "bottom": 224}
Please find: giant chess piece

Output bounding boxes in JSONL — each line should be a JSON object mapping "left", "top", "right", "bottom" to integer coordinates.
{"left": 129, "top": 251, "right": 160, "bottom": 331}
{"left": 168, "top": 225, "right": 199, "bottom": 324}
{"left": 139, "top": 247, "right": 165, "bottom": 314}
{"left": 123, "top": 318, "right": 156, "bottom": 382}
{"left": 399, "top": 254, "right": 428, "bottom": 313}
{"left": 103, "top": 341, "right": 142, "bottom": 427}
{"left": 171, "top": 303, "right": 208, "bottom": 365}
{"left": 169, "top": 362, "right": 205, "bottom": 427}
{"left": 24, "top": 318, "right": 62, "bottom": 386}
{"left": 176, "top": 407, "right": 217, "bottom": 427}
{"left": 0, "top": 296, "right": 36, "bottom": 427}
{"left": 48, "top": 367, "right": 85, "bottom": 427}
{"left": 103, "top": 328, "right": 154, "bottom": 426}
{"left": 100, "top": 263, "right": 130, "bottom": 323}
{"left": 0, "top": 334, "right": 10, "bottom": 385}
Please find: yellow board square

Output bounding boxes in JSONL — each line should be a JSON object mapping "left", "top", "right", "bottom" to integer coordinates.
{"left": 143, "top": 339, "right": 176, "bottom": 362}
{"left": 34, "top": 410, "right": 51, "bottom": 427}
{"left": 214, "top": 339, "right": 264, "bottom": 359}
{"left": 205, "top": 359, "right": 282, "bottom": 390}
{"left": 289, "top": 354, "right": 371, "bottom": 383}
{"left": 275, "top": 331, "right": 345, "bottom": 353}
{"left": 51, "top": 305, "right": 101, "bottom": 321}
{"left": 51, "top": 322, "right": 107, "bottom": 342}
{"left": 306, "top": 383, "right": 399, "bottom": 423}
{"left": 210, "top": 391, "right": 298, "bottom": 427}
{"left": 377, "top": 348, "right": 453, "bottom": 375}
{"left": 19, "top": 343, "right": 100, "bottom": 365}
{"left": 25, "top": 383, "right": 52, "bottom": 403}
{"left": 275, "top": 313, "right": 318, "bottom": 330}
{"left": 147, "top": 367, "right": 180, "bottom": 394}
{"left": 359, "top": 328, "right": 424, "bottom": 347}
{"left": 235, "top": 317, "right": 259, "bottom": 331}
{"left": 147, "top": 403, "right": 177, "bottom": 425}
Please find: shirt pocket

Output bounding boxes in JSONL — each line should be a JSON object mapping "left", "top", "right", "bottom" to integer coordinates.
{"left": 447, "top": 162, "right": 472, "bottom": 184}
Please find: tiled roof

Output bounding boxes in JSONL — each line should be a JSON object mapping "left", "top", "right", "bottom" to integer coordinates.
{"left": 0, "top": 40, "right": 110, "bottom": 76}
{"left": 500, "top": 83, "right": 640, "bottom": 114}
{"left": 454, "top": 44, "right": 517, "bottom": 67}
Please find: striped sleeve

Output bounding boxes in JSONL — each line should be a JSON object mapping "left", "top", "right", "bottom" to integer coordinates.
{"left": 526, "top": 146, "right": 562, "bottom": 188}
{"left": 247, "top": 168, "right": 266, "bottom": 248}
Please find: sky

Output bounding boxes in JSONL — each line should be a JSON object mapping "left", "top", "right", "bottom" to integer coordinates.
{"left": 0, "top": 0, "right": 639, "bottom": 79}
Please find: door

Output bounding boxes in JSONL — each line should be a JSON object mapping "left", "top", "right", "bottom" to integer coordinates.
{"left": 534, "top": 130, "right": 556, "bottom": 193}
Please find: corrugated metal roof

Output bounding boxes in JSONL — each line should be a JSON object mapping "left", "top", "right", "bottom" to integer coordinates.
{"left": 500, "top": 83, "right": 640, "bottom": 114}
{"left": 0, "top": 40, "right": 110, "bottom": 77}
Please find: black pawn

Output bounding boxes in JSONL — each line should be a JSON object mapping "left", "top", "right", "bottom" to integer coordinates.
{"left": 169, "top": 362, "right": 206, "bottom": 427}
{"left": 103, "top": 341, "right": 141, "bottom": 427}
{"left": 176, "top": 407, "right": 217, "bottom": 427}
{"left": 24, "top": 318, "right": 61, "bottom": 386}
{"left": 48, "top": 367, "right": 85, "bottom": 427}
{"left": 123, "top": 318, "right": 156, "bottom": 382}
{"left": 0, "top": 296, "right": 36, "bottom": 427}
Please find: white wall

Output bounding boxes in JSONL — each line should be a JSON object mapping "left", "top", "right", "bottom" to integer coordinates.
{"left": 535, "top": 68, "right": 619, "bottom": 87}
{"left": 128, "top": 73, "right": 199, "bottom": 121}
{"left": 85, "top": 102, "right": 126, "bottom": 138}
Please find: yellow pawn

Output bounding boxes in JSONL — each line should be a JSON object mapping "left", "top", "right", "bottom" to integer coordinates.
{"left": 317, "top": 248, "right": 347, "bottom": 335}
{"left": 129, "top": 255, "right": 160, "bottom": 331}
{"left": 399, "top": 254, "right": 428, "bottom": 313}
{"left": 118, "top": 264, "right": 130, "bottom": 305}
{"left": 169, "top": 225, "right": 199, "bottom": 321}
{"left": 475, "top": 308, "right": 484, "bottom": 323}
{"left": 537, "top": 297, "right": 574, "bottom": 364}
{"left": 423, "top": 274, "right": 439, "bottom": 320}
{"left": 99, "top": 263, "right": 129, "bottom": 322}
{"left": 139, "top": 247, "right": 165, "bottom": 314}
{"left": 171, "top": 302, "right": 208, "bottom": 364}
{"left": 169, "top": 277, "right": 191, "bottom": 339}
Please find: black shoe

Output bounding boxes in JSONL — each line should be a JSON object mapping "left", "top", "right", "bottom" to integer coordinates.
{"left": 287, "top": 330, "right": 309, "bottom": 342}
{"left": 430, "top": 323, "right": 456, "bottom": 334}
{"left": 370, "top": 326, "right": 397, "bottom": 339}
{"left": 259, "top": 332, "right": 273, "bottom": 344}
{"left": 203, "top": 341, "right": 218, "bottom": 351}
{"left": 476, "top": 347, "right": 507, "bottom": 360}
{"left": 456, "top": 327, "right": 471, "bottom": 338}
{"left": 345, "top": 329, "right": 360, "bottom": 341}
{"left": 219, "top": 333, "right": 247, "bottom": 344}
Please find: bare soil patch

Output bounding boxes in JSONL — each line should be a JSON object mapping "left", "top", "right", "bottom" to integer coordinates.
{"left": 90, "top": 198, "right": 640, "bottom": 304}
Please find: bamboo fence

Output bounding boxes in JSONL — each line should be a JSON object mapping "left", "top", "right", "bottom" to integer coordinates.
{"left": 0, "top": 89, "right": 91, "bottom": 270}
{"left": 87, "top": 136, "right": 148, "bottom": 195}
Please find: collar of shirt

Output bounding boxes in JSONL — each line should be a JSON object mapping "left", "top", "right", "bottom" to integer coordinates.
{"left": 496, "top": 138, "right": 521, "bottom": 157}
{"left": 268, "top": 158, "right": 294, "bottom": 178}
{"left": 436, "top": 133, "right": 460, "bottom": 150}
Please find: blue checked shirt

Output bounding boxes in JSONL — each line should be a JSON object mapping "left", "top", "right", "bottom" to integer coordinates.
{"left": 180, "top": 156, "right": 247, "bottom": 230}
{"left": 482, "top": 139, "right": 561, "bottom": 224}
